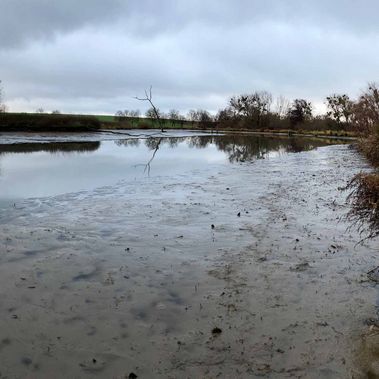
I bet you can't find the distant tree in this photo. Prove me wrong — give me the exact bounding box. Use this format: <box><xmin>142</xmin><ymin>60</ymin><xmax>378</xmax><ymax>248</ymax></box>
<box><xmin>185</xmin><ymin>109</ymin><xmax>213</xmax><ymax>128</ymax></box>
<box><xmin>51</xmin><ymin>110</ymin><xmax>61</xmax><ymax>114</ymax></box>
<box><xmin>0</xmin><ymin>80</ymin><xmax>6</xmax><ymax>113</ymax></box>
<box><xmin>115</xmin><ymin>110</ymin><xmax>124</xmax><ymax>121</ymax></box>
<box><xmin>115</xmin><ymin>110</ymin><xmax>130</xmax><ymax>122</ymax></box>
<box><xmin>129</xmin><ymin>110</ymin><xmax>140</xmax><ymax>118</ymax></box>
<box><xmin>287</xmin><ymin>99</ymin><xmax>312</xmax><ymax>126</ymax></box>
<box><xmin>217</xmin><ymin>107</ymin><xmax>234</xmax><ymax>121</ymax></box>
<box><xmin>168</xmin><ymin>109</ymin><xmax>180</xmax><ymax>127</ymax></box>
<box><xmin>145</xmin><ymin>107</ymin><xmax>161</xmax><ymax>119</ymax></box>
<box><xmin>352</xmin><ymin>83</ymin><xmax>379</xmax><ymax>134</ymax></box>
<box><xmin>326</xmin><ymin>94</ymin><xmax>353</xmax><ymax>125</ymax></box>
<box><xmin>229</xmin><ymin>91</ymin><xmax>272</xmax><ymax>128</ymax></box>
<box><xmin>198</xmin><ymin>109</ymin><xmax>213</xmax><ymax>128</ymax></box>
<box><xmin>168</xmin><ymin>109</ymin><xmax>179</xmax><ymax>119</ymax></box>
<box><xmin>187</xmin><ymin>110</ymin><xmax>199</xmax><ymax>125</ymax></box>
<box><xmin>274</xmin><ymin>96</ymin><xmax>290</xmax><ymax>119</ymax></box>
<box><xmin>36</xmin><ymin>108</ymin><xmax>45</xmax><ymax>114</ymax></box>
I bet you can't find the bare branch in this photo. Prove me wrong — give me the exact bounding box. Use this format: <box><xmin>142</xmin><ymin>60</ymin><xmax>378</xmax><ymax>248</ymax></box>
<box><xmin>134</xmin><ymin>86</ymin><xmax>165</xmax><ymax>132</ymax></box>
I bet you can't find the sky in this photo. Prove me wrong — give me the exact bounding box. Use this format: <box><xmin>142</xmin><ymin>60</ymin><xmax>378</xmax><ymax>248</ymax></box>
<box><xmin>1</xmin><ymin>0</ymin><xmax>379</xmax><ymax>115</ymax></box>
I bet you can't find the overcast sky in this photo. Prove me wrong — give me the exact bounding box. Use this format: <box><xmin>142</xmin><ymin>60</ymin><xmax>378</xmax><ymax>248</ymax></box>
<box><xmin>1</xmin><ymin>0</ymin><xmax>379</xmax><ymax>115</ymax></box>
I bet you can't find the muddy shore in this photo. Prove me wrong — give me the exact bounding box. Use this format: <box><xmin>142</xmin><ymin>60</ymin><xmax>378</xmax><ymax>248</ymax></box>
<box><xmin>0</xmin><ymin>135</ymin><xmax>378</xmax><ymax>378</ymax></box>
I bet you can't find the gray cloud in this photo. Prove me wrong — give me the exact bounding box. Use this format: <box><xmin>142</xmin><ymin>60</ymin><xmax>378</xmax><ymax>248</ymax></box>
<box><xmin>1</xmin><ymin>0</ymin><xmax>379</xmax><ymax>114</ymax></box>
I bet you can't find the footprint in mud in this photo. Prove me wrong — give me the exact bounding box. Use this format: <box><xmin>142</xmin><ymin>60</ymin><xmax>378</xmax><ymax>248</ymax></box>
<box><xmin>79</xmin><ymin>358</ymin><xmax>106</xmax><ymax>373</ymax></box>
<box><xmin>72</xmin><ymin>266</ymin><xmax>100</xmax><ymax>282</ymax></box>
<box><xmin>0</xmin><ymin>338</ymin><xmax>11</xmax><ymax>352</ymax></box>
<box><xmin>290</xmin><ymin>262</ymin><xmax>311</xmax><ymax>272</ymax></box>
<box><xmin>103</xmin><ymin>272</ymin><xmax>115</xmax><ymax>286</ymax></box>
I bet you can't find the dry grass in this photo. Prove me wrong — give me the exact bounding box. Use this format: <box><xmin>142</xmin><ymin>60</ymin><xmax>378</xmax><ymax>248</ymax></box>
<box><xmin>358</xmin><ymin>128</ymin><xmax>379</xmax><ymax>167</ymax></box>
<box><xmin>346</xmin><ymin>173</ymin><xmax>379</xmax><ymax>240</ymax></box>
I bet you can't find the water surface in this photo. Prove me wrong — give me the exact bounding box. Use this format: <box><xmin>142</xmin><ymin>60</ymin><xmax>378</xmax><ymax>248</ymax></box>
<box><xmin>0</xmin><ymin>134</ymin><xmax>346</xmax><ymax>200</ymax></box>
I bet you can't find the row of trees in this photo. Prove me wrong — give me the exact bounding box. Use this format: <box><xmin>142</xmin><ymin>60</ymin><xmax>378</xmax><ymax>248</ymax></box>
<box><xmin>218</xmin><ymin>84</ymin><xmax>379</xmax><ymax>133</ymax></box>
<box><xmin>114</xmin><ymin>83</ymin><xmax>379</xmax><ymax>134</ymax></box>
<box><xmin>115</xmin><ymin>107</ymin><xmax>212</xmax><ymax>124</ymax></box>
<box><xmin>110</xmin><ymin>92</ymin><xmax>354</xmax><ymax>132</ymax></box>
<box><xmin>1</xmin><ymin>78</ymin><xmax>378</xmax><ymax>134</ymax></box>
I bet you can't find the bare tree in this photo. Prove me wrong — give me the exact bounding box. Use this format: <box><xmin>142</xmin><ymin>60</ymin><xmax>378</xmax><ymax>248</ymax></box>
<box><xmin>274</xmin><ymin>96</ymin><xmax>290</xmax><ymax>119</ymax></box>
<box><xmin>326</xmin><ymin>94</ymin><xmax>353</xmax><ymax>125</ymax></box>
<box><xmin>0</xmin><ymin>80</ymin><xmax>7</xmax><ymax>113</ymax></box>
<box><xmin>135</xmin><ymin>87</ymin><xmax>165</xmax><ymax>132</ymax></box>
<box><xmin>145</xmin><ymin>107</ymin><xmax>161</xmax><ymax>119</ymax></box>
<box><xmin>287</xmin><ymin>99</ymin><xmax>312</xmax><ymax>126</ymax></box>
<box><xmin>168</xmin><ymin>109</ymin><xmax>180</xmax><ymax>126</ymax></box>
<box><xmin>129</xmin><ymin>110</ymin><xmax>140</xmax><ymax>118</ymax></box>
<box><xmin>229</xmin><ymin>91</ymin><xmax>272</xmax><ymax>128</ymax></box>
<box><xmin>51</xmin><ymin>110</ymin><xmax>61</xmax><ymax>114</ymax></box>
<box><xmin>115</xmin><ymin>110</ymin><xmax>131</xmax><ymax>122</ymax></box>
<box><xmin>36</xmin><ymin>108</ymin><xmax>45</xmax><ymax>114</ymax></box>
<box><xmin>352</xmin><ymin>83</ymin><xmax>379</xmax><ymax>134</ymax></box>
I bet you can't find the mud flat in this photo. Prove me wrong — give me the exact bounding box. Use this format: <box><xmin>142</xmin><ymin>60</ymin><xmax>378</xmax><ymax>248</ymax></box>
<box><xmin>0</xmin><ymin>133</ymin><xmax>377</xmax><ymax>378</ymax></box>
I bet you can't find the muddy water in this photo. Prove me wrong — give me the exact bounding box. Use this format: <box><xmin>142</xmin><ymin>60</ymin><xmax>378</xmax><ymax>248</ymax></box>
<box><xmin>0</xmin><ymin>132</ymin><xmax>377</xmax><ymax>378</ymax></box>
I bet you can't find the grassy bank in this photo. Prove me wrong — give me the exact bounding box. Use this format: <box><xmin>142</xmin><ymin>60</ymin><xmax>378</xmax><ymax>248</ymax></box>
<box><xmin>0</xmin><ymin>113</ymin><xmax>101</xmax><ymax>132</ymax></box>
<box><xmin>0</xmin><ymin>112</ymin><xmax>359</xmax><ymax>137</ymax></box>
<box><xmin>346</xmin><ymin>126</ymin><xmax>379</xmax><ymax>239</ymax></box>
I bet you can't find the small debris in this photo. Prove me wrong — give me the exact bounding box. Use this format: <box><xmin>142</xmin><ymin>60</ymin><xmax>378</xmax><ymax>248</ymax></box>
<box><xmin>291</xmin><ymin>262</ymin><xmax>310</xmax><ymax>272</ymax></box>
<box><xmin>212</xmin><ymin>327</ymin><xmax>222</xmax><ymax>335</ymax></box>
<box><xmin>129</xmin><ymin>373</ymin><xmax>138</xmax><ymax>379</ymax></box>
<box><xmin>211</xmin><ymin>224</ymin><xmax>215</xmax><ymax>229</ymax></box>
<box><xmin>317</xmin><ymin>321</ymin><xmax>329</xmax><ymax>327</ymax></box>
<box><xmin>365</xmin><ymin>318</ymin><xmax>379</xmax><ymax>328</ymax></box>
<box><xmin>368</xmin><ymin>267</ymin><xmax>379</xmax><ymax>283</ymax></box>
<box><xmin>21</xmin><ymin>357</ymin><xmax>32</xmax><ymax>366</ymax></box>
<box><xmin>237</xmin><ymin>212</ymin><xmax>241</xmax><ymax>217</ymax></box>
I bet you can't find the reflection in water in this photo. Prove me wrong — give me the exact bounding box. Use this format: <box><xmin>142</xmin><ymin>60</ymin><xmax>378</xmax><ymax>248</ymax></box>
<box><xmin>0</xmin><ymin>142</ymin><xmax>100</xmax><ymax>155</ymax></box>
<box><xmin>132</xmin><ymin>134</ymin><xmax>348</xmax><ymax>163</ymax></box>
<box><xmin>0</xmin><ymin>134</ymin><xmax>348</xmax><ymax>200</ymax></box>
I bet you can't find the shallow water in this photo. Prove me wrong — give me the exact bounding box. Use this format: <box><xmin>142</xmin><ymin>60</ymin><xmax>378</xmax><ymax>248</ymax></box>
<box><xmin>0</xmin><ymin>131</ymin><xmax>377</xmax><ymax>378</ymax></box>
<box><xmin>0</xmin><ymin>132</ymin><xmax>345</xmax><ymax>200</ymax></box>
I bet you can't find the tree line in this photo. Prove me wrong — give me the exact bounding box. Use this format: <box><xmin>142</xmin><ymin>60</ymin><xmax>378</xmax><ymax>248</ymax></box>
<box><xmin>112</xmin><ymin>82</ymin><xmax>379</xmax><ymax>134</ymax></box>
<box><xmin>1</xmin><ymin>79</ymin><xmax>378</xmax><ymax>135</ymax></box>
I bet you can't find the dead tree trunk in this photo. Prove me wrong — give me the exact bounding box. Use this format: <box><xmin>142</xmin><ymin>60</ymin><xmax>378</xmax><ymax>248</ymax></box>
<box><xmin>135</xmin><ymin>87</ymin><xmax>165</xmax><ymax>132</ymax></box>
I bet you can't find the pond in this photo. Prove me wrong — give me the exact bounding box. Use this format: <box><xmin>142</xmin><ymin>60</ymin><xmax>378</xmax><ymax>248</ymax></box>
<box><xmin>0</xmin><ymin>132</ymin><xmax>346</xmax><ymax>200</ymax></box>
<box><xmin>0</xmin><ymin>131</ymin><xmax>376</xmax><ymax>378</ymax></box>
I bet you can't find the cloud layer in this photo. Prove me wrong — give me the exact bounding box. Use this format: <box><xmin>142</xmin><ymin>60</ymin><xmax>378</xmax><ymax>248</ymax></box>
<box><xmin>1</xmin><ymin>0</ymin><xmax>379</xmax><ymax>114</ymax></box>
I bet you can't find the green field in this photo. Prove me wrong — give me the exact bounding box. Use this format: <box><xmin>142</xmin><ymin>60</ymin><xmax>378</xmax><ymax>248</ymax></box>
<box><xmin>0</xmin><ymin>112</ymin><xmax>201</xmax><ymax>131</ymax></box>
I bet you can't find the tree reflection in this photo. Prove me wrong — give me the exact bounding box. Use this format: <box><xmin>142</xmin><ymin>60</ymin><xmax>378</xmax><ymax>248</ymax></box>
<box><xmin>0</xmin><ymin>142</ymin><xmax>100</xmax><ymax>155</ymax></box>
<box><xmin>115</xmin><ymin>139</ymin><xmax>140</xmax><ymax>147</ymax></box>
<box><xmin>115</xmin><ymin>134</ymin><xmax>348</xmax><ymax>166</ymax></box>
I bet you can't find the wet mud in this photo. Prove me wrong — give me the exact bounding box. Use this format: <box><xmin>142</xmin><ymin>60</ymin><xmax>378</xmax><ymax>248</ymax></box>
<box><xmin>0</xmin><ymin>134</ymin><xmax>377</xmax><ymax>378</ymax></box>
